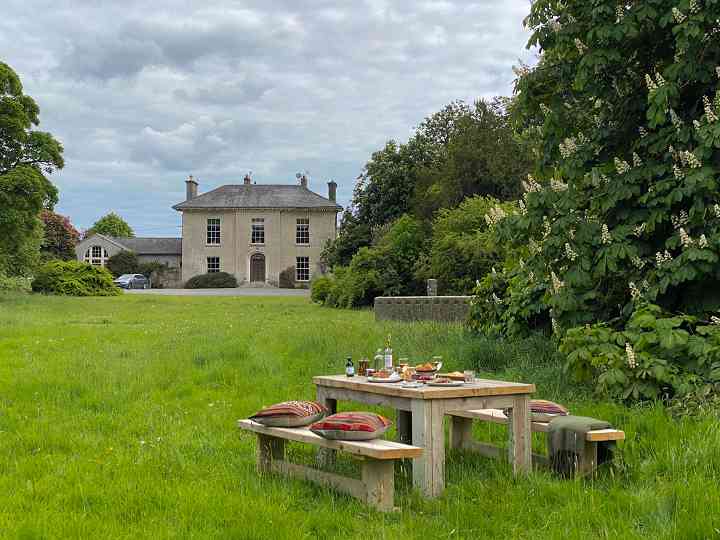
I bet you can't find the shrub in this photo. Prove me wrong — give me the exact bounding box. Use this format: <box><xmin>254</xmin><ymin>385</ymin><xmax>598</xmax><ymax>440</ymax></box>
<box><xmin>185</xmin><ymin>272</ymin><xmax>238</xmax><ymax>289</ymax></box>
<box><xmin>279</xmin><ymin>266</ymin><xmax>295</xmax><ymax>289</ymax></box>
<box><xmin>0</xmin><ymin>273</ymin><xmax>32</xmax><ymax>293</ymax></box>
<box><xmin>31</xmin><ymin>261</ymin><xmax>120</xmax><ymax>296</ymax></box>
<box><xmin>40</xmin><ymin>210</ymin><xmax>80</xmax><ymax>262</ymax></box>
<box><xmin>310</xmin><ymin>276</ymin><xmax>335</xmax><ymax>304</ymax></box>
<box><xmin>561</xmin><ymin>302</ymin><xmax>720</xmax><ymax>401</ymax></box>
<box><xmin>106</xmin><ymin>250</ymin><xmax>139</xmax><ymax>277</ymax></box>
<box><xmin>417</xmin><ymin>196</ymin><xmax>514</xmax><ymax>295</ymax></box>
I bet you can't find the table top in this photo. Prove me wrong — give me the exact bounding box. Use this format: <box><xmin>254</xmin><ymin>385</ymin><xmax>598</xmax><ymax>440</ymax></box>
<box><xmin>313</xmin><ymin>375</ymin><xmax>535</xmax><ymax>400</ymax></box>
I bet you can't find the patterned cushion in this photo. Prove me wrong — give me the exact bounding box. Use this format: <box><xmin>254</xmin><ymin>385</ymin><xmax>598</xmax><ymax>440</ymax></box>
<box><xmin>310</xmin><ymin>412</ymin><xmax>392</xmax><ymax>441</ymax></box>
<box><xmin>530</xmin><ymin>400</ymin><xmax>569</xmax><ymax>422</ymax></box>
<box><xmin>250</xmin><ymin>400</ymin><xmax>327</xmax><ymax>428</ymax></box>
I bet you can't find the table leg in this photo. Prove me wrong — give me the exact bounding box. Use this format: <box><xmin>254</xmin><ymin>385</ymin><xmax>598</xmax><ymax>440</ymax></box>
<box><xmin>396</xmin><ymin>409</ymin><xmax>412</xmax><ymax>444</ymax></box>
<box><xmin>449</xmin><ymin>416</ymin><xmax>473</xmax><ymax>451</ymax></box>
<box><xmin>508</xmin><ymin>395</ymin><xmax>531</xmax><ymax>475</ymax></box>
<box><xmin>411</xmin><ymin>399</ymin><xmax>445</xmax><ymax>498</ymax></box>
<box><xmin>316</xmin><ymin>387</ymin><xmax>337</xmax><ymax>468</ymax></box>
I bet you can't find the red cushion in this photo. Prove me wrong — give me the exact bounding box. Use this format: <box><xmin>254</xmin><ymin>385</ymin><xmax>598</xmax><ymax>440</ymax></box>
<box><xmin>530</xmin><ymin>400</ymin><xmax>569</xmax><ymax>415</ymax></box>
<box><xmin>310</xmin><ymin>412</ymin><xmax>392</xmax><ymax>440</ymax></box>
<box><xmin>250</xmin><ymin>401</ymin><xmax>327</xmax><ymax>427</ymax></box>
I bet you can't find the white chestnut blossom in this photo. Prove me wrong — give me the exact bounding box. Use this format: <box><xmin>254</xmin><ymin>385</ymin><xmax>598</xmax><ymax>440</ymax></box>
<box><xmin>551</xmin><ymin>271</ymin><xmax>564</xmax><ymax>294</ymax></box>
<box><xmin>484</xmin><ymin>206</ymin><xmax>508</xmax><ymax>226</ymax></box>
<box><xmin>574</xmin><ymin>38</ymin><xmax>588</xmax><ymax>54</ymax></box>
<box><xmin>551</xmin><ymin>178</ymin><xmax>569</xmax><ymax>192</ymax></box>
<box><xmin>714</xmin><ymin>204</ymin><xmax>720</xmax><ymax>219</ymax></box>
<box><xmin>615</xmin><ymin>157</ymin><xmax>631</xmax><ymax>175</ymax></box>
<box><xmin>634</xmin><ymin>223</ymin><xmax>646</xmax><ymax>237</ymax></box>
<box><xmin>551</xmin><ymin>318</ymin><xmax>560</xmax><ymax>334</ymax></box>
<box><xmin>711</xmin><ymin>316</ymin><xmax>720</xmax><ymax>325</ymax></box>
<box><xmin>689</xmin><ymin>0</ymin><xmax>700</xmax><ymax>14</ymax></box>
<box><xmin>631</xmin><ymin>256</ymin><xmax>646</xmax><ymax>269</ymax></box>
<box><xmin>699</xmin><ymin>234</ymin><xmax>709</xmax><ymax>248</ymax></box>
<box><xmin>633</xmin><ymin>152</ymin><xmax>643</xmax><ymax>167</ymax></box>
<box><xmin>518</xmin><ymin>199</ymin><xmax>527</xmax><ymax>215</ymax></box>
<box><xmin>673</xmin><ymin>165</ymin><xmax>685</xmax><ymax>180</ymax></box>
<box><xmin>559</xmin><ymin>137</ymin><xmax>578</xmax><ymax>158</ymax></box>
<box><xmin>564</xmin><ymin>243</ymin><xmax>578</xmax><ymax>261</ymax></box>
<box><xmin>645</xmin><ymin>74</ymin><xmax>658</xmax><ymax>91</ymax></box>
<box><xmin>539</xmin><ymin>103</ymin><xmax>551</xmax><ymax>115</ymax></box>
<box><xmin>672</xmin><ymin>7</ymin><xmax>687</xmax><ymax>23</ymax></box>
<box><xmin>625</xmin><ymin>343</ymin><xmax>637</xmax><ymax>369</ymax></box>
<box><xmin>716</xmin><ymin>66</ymin><xmax>720</xmax><ymax>78</ymax></box>
<box><xmin>601</xmin><ymin>224</ymin><xmax>612</xmax><ymax>245</ymax></box>
<box><xmin>679</xmin><ymin>228</ymin><xmax>693</xmax><ymax>248</ymax></box>
<box><xmin>656</xmin><ymin>250</ymin><xmax>673</xmax><ymax>266</ymax></box>
<box><xmin>616</xmin><ymin>5</ymin><xmax>625</xmax><ymax>22</ymax></box>
<box><xmin>639</xmin><ymin>126</ymin><xmax>648</xmax><ymax>138</ymax></box>
<box><xmin>703</xmin><ymin>95</ymin><xmax>718</xmax><ymax>122</ymax></box>
<box><xmin>681</xmin><ymin>151</ymin><xmax>702</xmax><ymax>168</ymax></box>
<box><xmin>669</xmin><ymin>109</ymin><xmax>683</xmax><ymax>130</ymax></box>
<box><xmin>629</xmin><ymin>282</ymin><xmax>641</xmax><ymax>300</ymax></box>
<box><xmin>522</xmin><ymin>174</ymin><xmax>542</xmax><ymax>193</ymax></box>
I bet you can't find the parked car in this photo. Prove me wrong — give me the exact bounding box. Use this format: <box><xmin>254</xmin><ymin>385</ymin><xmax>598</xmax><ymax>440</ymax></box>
<box><xmin>113</xmin><ymin>273</ymin><xmax>150</xmax><ymax>289</ymax></box>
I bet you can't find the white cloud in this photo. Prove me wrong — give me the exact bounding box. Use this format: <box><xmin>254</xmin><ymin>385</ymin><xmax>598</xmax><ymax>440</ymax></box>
<box><xmin>1</xmin><ymin>0</ymin><xmax>535</xmax><ymax>234</ymax></box>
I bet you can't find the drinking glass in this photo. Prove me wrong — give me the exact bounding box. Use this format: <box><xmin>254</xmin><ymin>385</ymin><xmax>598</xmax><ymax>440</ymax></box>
<box><xmin>463</xmin><ymin>370</ymin><xmax>475</xmax><ymax>383</ymax></box>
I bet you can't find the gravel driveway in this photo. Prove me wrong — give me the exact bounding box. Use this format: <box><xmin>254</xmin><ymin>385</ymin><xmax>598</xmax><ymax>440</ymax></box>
<box><xmin>125</xmin><ymin>288</ymin><xmax>310</xmax><ymax>297</ymax></box>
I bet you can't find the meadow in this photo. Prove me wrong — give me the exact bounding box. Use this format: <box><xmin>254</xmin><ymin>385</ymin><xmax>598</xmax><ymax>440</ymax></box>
<box><xmin>0</xmin><ymin>293</ymin><xmax>719</xmax><ymax>539</ymax></box>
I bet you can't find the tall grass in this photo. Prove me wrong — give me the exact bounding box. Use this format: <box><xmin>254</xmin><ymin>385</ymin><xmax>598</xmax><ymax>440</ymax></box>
<box><xmin>0</xmin><ymin>294</ymin><xmax>719</xmax><ymax>538</ymax></box>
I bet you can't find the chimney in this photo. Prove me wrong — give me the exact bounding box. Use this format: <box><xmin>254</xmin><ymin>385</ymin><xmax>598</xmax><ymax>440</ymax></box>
<box><xmin>185</xmin><ymin>175</ymin><xmax>198</xmax><ymax>200</ymax></box>
<box><xmin>327</xmin><ymin>180</ymin><xmax>337</xmax><ymax>202</ymax></box>
<box><xmin>300</xmin><ymin>173</ymin><xmax>308</xmax><ymax>189</ymax></box>
<box><xmin>243</xmin><ymin>172</ymin><xmax>252</xmax><ymax>185</ymax></box>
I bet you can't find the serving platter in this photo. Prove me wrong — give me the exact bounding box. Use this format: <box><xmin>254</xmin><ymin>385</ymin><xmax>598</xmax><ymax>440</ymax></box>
<box><xmin>367</xmin><ymin>376</ymin><xmax>402</xmax><ymax>383</ymax></box>
<box><xmin>427</xmin><ymin>380</ymin><xmax>464</xmax><ymax>387</ymax></box>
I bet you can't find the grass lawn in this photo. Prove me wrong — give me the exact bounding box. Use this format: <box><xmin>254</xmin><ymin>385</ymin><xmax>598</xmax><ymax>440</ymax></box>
<box><xmin>1</xmin><ymin>293</ymin><xmax>719</xmax><ymax>539</ymax></box>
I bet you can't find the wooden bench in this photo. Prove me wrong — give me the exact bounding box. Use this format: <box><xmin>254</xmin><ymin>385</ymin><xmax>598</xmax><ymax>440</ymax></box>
<box><xmin>238</xmin><ymin>419</ymin><xmax>423</xmax><ymax>512</ymax></box>
<box><xmin>447</xmin><ymin>409</ymin><xmax>625</xmax><ymax>475</ymax></box>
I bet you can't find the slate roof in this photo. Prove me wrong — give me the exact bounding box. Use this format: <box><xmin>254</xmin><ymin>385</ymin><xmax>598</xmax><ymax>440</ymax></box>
<box><xmin>109</xmin><ymin>237</ymin><xmax>182</xmax><ymax>255</ymax></box>
<box><xmin>172</xmin><ymin>184</ymin><xmax>341</xmax><ymax>211</ymax></box>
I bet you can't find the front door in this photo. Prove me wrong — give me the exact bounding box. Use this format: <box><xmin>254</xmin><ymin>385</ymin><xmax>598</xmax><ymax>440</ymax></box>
<box><xmin>250</xmin><ymin>253</ymin><xmax>265</xmax><ymax>283</ymax></box>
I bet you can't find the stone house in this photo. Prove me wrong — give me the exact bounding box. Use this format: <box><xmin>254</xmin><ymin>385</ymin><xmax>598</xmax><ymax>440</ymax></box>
<box><xmin>172</xmin><ymin>174</ymin><xmax>341</xmax><ymax>286</ymax></box>
<box><xmin>74</xmin><ymin>234</ymin><xmax>183</xmax><ymax>287</ymax></box>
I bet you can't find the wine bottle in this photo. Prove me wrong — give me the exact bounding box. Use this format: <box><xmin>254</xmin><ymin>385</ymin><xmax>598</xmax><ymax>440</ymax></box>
<box><xmin>383</xmin><ymin>335</ymin><xmax>393</xmax><ymax>370</ymax></box>
<box><xmin>345</xmin><ymin>356</ymin><xmax>355</xmax><ymax>377</ymax></box>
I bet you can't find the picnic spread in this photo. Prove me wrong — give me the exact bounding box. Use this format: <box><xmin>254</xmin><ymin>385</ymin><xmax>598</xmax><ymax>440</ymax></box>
<box><xmin>238</xmin><ymin>343</ymin><xmax>625</xmax><ymax>511</ymax></box>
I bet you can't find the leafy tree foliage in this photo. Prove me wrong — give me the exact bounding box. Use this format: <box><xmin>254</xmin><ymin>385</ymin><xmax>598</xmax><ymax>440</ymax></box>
<box><xmin>0</xmin><ymin>62</ymin><xmax>63</xmax><ymax>276</ymax></box>
<box><xmin>318</xmin><ymin>215</ymin><xmax>426</xmax><ymax>308</ymax></box>
<box><xmin>470</xmin><ymin>0</ymin><xmax>720</xmax><ymax>400</ymax></box>
<box><xmin>323</xmin><ymin>99</ymin><xmax>531</xmax><ymax>268</ymax></box>
<box><xmin>87</xmin><ymin>212</ymin><xmax>134</xmax><ymax>238</ymax></box>
<box><xmin>40</xmin><ymin>210</ymin><xmax>80</xmax><ymax>261</ymax></box>
<box><xmin>106</xmin><ymin>250</ymin><xmax>139</xmax><ymax>277</ymax></box>
<box><xmin>416</xmin><ymin>196</ymin><xmax>515</xmax><ymax>295</ymax></box>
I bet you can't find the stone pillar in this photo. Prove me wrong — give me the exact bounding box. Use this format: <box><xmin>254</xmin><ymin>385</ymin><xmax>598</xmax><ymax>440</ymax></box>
<box><xmin>427</xmin><ymin>279</ymin><xmax>438</xmax><ymax>296</ymax></box>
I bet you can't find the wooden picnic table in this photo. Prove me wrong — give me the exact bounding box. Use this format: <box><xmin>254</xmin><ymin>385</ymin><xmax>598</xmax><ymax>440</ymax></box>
<box><xmin>313</xmin><ymin>375</ymin><xmax>536</xmax><ymax>498</ymax></box>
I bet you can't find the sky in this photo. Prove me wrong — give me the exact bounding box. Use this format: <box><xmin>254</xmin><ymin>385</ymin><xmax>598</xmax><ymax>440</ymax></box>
<box><xmin>1</xmin><ymin>0</ymin><xmax>535</xmax><ymax>236</ymax></box>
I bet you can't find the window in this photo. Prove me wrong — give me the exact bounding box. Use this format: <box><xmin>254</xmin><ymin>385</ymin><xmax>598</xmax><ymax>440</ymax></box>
<box><xmin>296</xmin><ymin>217</ymin><xmax>310</xmax><ymax>244</ymax></box>
<box><xmin>84</xmin><ymin>245</ymin><xmax>109</xmax><ymax>266</ymax></box>
<box><xmin>207</xmin><ymin>218</ymin><xmax>221</xmax><ymax>244</ymax></box>
<box><xmin>251</xmin><ymin>218</ymin><xmax>265</xmax><ymax>244</ymax></box>
<box><xmin>296</xmin><ymin>256</ymin><xmax>310</xmax><ymax>282</ymax></box>
<box><xmin>207</xmin><ymin>257</ymin><xmax>220</xmax><ymax>273</ymax></box>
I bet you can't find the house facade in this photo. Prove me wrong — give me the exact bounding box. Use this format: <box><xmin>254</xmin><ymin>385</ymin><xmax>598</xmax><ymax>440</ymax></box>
<box><xmin>172</xmin><ymin>175</ymin><xmax>341</xmax><ymax>286</ymax></box>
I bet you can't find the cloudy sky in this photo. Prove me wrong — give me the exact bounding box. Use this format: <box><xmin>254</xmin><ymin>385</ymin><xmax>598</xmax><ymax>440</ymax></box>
<box><xmin>2</xmin><ymin>0</ymin><xmax>534</xmax><ymax>236</ymax></box>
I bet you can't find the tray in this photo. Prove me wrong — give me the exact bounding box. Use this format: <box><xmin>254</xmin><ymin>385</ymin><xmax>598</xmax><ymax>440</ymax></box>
<box><xmin>427</xmin><ymin>380</ymin><xmax>464</xmax><ymax>387</ymax></box>
<box><xmin>367</xmin><ymin>376</ymin><xmax>402</xmax><ymax>383</ymax></box>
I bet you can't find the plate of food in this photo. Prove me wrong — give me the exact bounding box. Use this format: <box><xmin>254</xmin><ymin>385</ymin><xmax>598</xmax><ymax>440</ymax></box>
<box><xmin>367</xmin><ymin>371</ymin><xmax>402</xmax><ymax>383</ymax></box>
<box><xmin>414</xmin><ymin>361</ymin><xmax>443</xmax><ymax>374</ymax></box>
<box><xmin>438</xmin><ymin>371</ymin><xmax>465</xmax><ymax>381</ymax></box>
<box><xmin>427</xmin><ymin>377</ymin><xmax>464</xmax><ymax>387</ymax></box>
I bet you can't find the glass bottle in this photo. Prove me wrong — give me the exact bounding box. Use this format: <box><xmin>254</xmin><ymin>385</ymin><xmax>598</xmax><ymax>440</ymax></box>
<box><xmin>374</xmin><ymin>349</ymin><xmax>383</xmax><ymax>371</ymax></box>
<box><xmin>384</xmin><ymin>335</ymin><xmax>393</xmax><ymax>370</ymax></box>
<box><xmin>345</xmin><ymin>356</ymin><xmax>355</xmax><ymax>377</ymax></box>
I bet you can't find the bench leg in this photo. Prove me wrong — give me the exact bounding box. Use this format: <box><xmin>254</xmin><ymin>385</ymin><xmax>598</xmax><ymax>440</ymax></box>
<box><xmin>257</xmin><ymin>434</ymin><xmax>285</xmax><ymax>474</ymax></box>
<box><xmin>362</xmin><ymin>459</ymin><xmax>394</xmax><ymax>512</ymax></box>
<box><xmin>316</xmin><ymin>388</ymin><xmax>337</xmax><ymax>468</ymax></box>
<box><xmin>508</xmin><ymin>396</ymin><xmax>531</xmax><ymax>475</ymax></box>
<box><xmin>449</xmin><ymin>416</ymin><xmax>473</xmax><ymax>451</ymax></box>
<box><xmin>577</xmin><ymin>442</ymin><xmax>598</xmax><ymax>477</ymax></box>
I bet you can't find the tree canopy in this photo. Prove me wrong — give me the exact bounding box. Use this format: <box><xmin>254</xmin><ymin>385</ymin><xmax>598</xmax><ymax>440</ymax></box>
<box><xmin>40</xmin><ymin>210</ymin><xmax>80</xmax><ymax>262</ymax></box>
<box><xmin>0</xmin><ymin>62</ymin><xmax>64</xmax><ymax>276</ymax></box>
<box><xmin>87</xmin><ymin>212</ymin><xmax>134</xmax><ymax>238</ymax></box>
